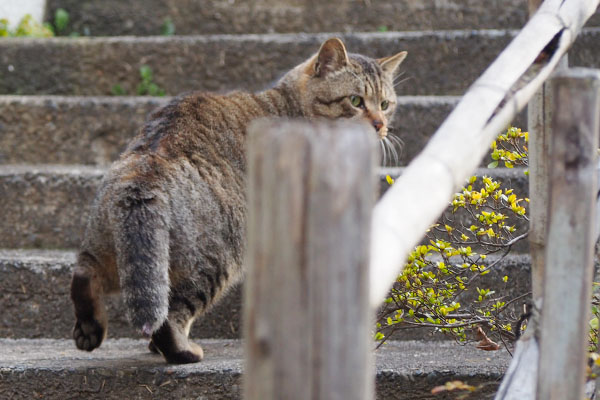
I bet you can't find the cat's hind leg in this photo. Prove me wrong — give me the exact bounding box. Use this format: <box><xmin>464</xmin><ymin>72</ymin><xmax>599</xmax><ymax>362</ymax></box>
<box><xmin>71</xmin><ymin>251</ymin><xmax>108</xmax><ymax>351</ymax></box>
<box><xmin>148</xmin><ymin>340</ymin><xmax>160</xmax><ymax>354</ymax></box>
<box><xmin>150</xmin><ymin>297</ymin><xmax>203</xmax><ymax>364</ymax></box>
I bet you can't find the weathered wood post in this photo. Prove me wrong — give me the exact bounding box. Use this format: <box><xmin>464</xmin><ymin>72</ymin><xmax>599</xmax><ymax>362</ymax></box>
<box><xmin>494</xmin><ymin>2</ymin><xmax>569</xmax><ymax>398</ymax></box>
<box><xmin>244</xmin><ymin>119</ymin><xmax>376</xmax><ymax>400</ymax></box>
<box><xmin>527</xmin><ymin>0</ymin><xmax>543</xmax><ymax>16</ymax></box>
<box><xmin>527</xmin><ymin>0</ymin><xmax>570</xmax><ymax>319</ymax></box>
<box><xmin>528</xmin><ymin>58</ymin><xmax>568</xmax><ymax>302</ymax></box>
<box><xmin>498</xmin><ymin>68</ymin><xmax>600</xmax><ymax>400</ymax></box>
<box><xmin>536</xmin><ymin>68</ymin><xmax>600</xmax><ymax>400</ymax></box>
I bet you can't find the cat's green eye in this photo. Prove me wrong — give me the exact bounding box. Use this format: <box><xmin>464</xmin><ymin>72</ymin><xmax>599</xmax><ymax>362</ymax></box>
<box><xmin>381</xmin><ymin>100</ymin><xmax>390</xmax><ymax>111</ymax></box>
<box><xmin>350</xmin><ymin>95</ymin><xmax>364</xmax><ymax>108</ymax></box>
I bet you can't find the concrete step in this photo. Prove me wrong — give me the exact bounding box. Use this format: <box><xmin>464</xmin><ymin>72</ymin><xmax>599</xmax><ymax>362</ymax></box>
<box><xmin>1</xmin><ymin>29</ymin><xmax>599</xmax><ymax>96</ymax></box>
<box><xmin>0</xmin><ymin>165</ymin><xmax>104</xmax><ymax>249</ymax></box>
<box><xmin>2</xmin><ymin>95</ymin><xmax>526</xmax><ymax>166</ymax></box>
<box><xmin>43</xmin><ymin>0</ymin><xmax>524</xmax><ymax>36</ymax></box>
<box><xmin>41</xmin><ymin>0</ymin><xmax>583</xmax><ymax>36</ymax></box>
<box><xmin>0</xmin><ymin>248</ymin><xmax>530</xmax><ymax>340</ymax></box>
<box><xmin>0</xmin><ymin>165</ymin><xmax>529</xmax><ymax>249</ymax></box>
<box><xmin>0</xmin><ymin>249</ymin><xmax>241</xmax><ymax>340</ymax></box>
<box><xmin>0</xmin><ymin>338</ymin><xmax>509</xmax><ymax>399</ymax></box>
<box><xmin>43</xmin><ymin>0</ymin><xmax>600</xmax><ymax>36</ymax></box>
<box><xmin>0</xmin><ymin>96</ymin><xmax>164</xmax><ymax>166</ymax></box>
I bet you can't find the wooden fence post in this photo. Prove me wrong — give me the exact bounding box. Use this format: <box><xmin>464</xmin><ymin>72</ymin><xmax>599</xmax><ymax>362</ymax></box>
<box><xmin>536</xmin><ymin>68</ymin><xmax>600</xmax><ymax>400</ymax></box>
<box><xmin>244</xmin><ymin>119</ymin><xmax>376</xmax><ymax>400</ymax></box>
<box><xmin>527</xmin><ymin>0</ymin><xmax>543</xmax><ymax>16</ymax></box>
<box><xmin>528</xmin><ymin>61</ymin><xmax>568</xmax><ymax>303</ymax></box>
<box><xmin>494</xmin><ymin>4</ymin><xmax>570</xmax><ymax>398</ymax></box>
<box><xmin>528</xmin><ymin>0</ymin><xmax>569</xmax><ymax>316</ymax></box>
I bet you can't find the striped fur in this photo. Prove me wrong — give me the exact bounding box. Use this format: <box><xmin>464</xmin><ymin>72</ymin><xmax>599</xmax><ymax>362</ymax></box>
<box><xmin>70</xmin><ymin>38</ymin><xmax>407</xmax><ymax>364</ymax></box>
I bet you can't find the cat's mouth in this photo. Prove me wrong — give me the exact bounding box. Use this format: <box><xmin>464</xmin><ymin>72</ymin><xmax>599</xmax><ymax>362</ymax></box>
<box><xmin>377</xmin><ymin>125</ymin><xmax>388</xmax><ymax>140</ymax></box>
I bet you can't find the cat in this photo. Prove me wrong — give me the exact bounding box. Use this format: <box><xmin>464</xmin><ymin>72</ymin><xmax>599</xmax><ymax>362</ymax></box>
<box><xmin>70</xmin><ymin>37</ymin><xmax>407</xmax><ymax>364</ymax></box>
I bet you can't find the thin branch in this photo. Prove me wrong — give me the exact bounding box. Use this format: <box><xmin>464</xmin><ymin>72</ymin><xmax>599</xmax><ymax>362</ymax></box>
<box><xmin>495</xmin><ymin>292</ymin><xmax>533</xmax><ymax>315</ymax></box>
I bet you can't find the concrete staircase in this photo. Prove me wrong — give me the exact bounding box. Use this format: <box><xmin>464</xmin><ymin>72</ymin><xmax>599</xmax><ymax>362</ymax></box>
<box><xmin>1</xmin><ymin>1</ymin><xmax>599</xmax><ymax>398</ymax></box>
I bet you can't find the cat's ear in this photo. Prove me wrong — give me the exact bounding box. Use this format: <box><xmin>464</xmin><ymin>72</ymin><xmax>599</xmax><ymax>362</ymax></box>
<box><xmin>313</xmin><ymin>38</ymin><xmax>350</xmax><ymax>77</ymax></box>
<box><xmin>377</xmin><ymin>51</ymin><xmax>408</xmax><ymax>77</ymax></box>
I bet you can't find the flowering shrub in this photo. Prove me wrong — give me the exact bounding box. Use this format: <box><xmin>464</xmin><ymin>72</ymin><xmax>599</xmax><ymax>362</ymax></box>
<box><xmin>376</xmin><ymin>127</ymin><xmax>530</xmax><ymax>349</ymax></box>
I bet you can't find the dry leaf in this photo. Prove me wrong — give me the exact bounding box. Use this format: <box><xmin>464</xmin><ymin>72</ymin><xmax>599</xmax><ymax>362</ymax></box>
<box><xmin>431</xmin><ymin>380</ymin><xmax>476</xmax><ymax>394</ymax></box>
<box><xmin>474</xmin><ymin>326</ymin><xmax>500</xmax><ymax>351</ymax></box>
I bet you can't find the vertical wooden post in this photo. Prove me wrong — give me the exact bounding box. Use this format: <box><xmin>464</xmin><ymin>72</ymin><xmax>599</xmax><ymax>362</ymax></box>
<box><xmin>527</xmin><ymin>0</ymin><xmax>543</xmax><ymax>16</ymax></box>
<box><xmin>495</xmin><ymin>84</ymin><xmax>551</xmax><ymax>398</ymax></box>
<box><xmin>537</xmin><ymin>68</ymin><xmax>600</xmax><ymax>400</ymax></box>
<box><xmin>495</xmin><ymin>4</ymin><xmax>569</xmax><ymax>396</ymax></box>
<box><xmin>528</xmin><ymin>0</ymin><xmax>569</xmax><ymax>310</ymax></box>
<box><xmin>244</xmin><ymin>119</ymin><xmax>376</xmax><ymax>400</ymax></box>
<box><xmin>528</xmin><ymin>76</ymin><xmax>554</xmax><ymax>302</ymax></box>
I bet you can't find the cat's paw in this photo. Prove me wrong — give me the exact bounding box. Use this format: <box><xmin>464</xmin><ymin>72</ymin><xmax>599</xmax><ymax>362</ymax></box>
<box><xmin>148</xmin><ymin>340</ymin><xmax>160</xmax><ymax>354</ymax></box>
<box><xmin>161</xmin><ymin>342</ymin><xmax>204</xmax><ymax>364</ymax></box>
<box><xmin>151</xmin><ymin>322</ymin><xmax>204</xmax><ymax>364</ymax></box>
<box><xmin>164</xmin><ymin>348</ymin><xmax>204</xmax><ymax>364</ymax></box>
<box><xmin>73</xmin><ymin>318</ymin><xmax>105</xmax><ymax>351</ymax></box>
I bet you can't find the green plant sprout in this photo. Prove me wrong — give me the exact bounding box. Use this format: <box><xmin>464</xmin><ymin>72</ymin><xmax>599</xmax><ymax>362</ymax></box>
<box><xmin>111</xmin><ymin>66</ymin><xmax>167</xmax><ymax>96</ymax></box>
<box><xmin>110</xmin><ymin>84</ymin><xmax>126</xmax><ymax>96</ymax></box>
<box><xmin>161</xmin><ymin>17</ymin><xmax>176</xmax><ymax>36</ymax></box>
<box><xmin>488</xmin><ymin>126</ymin><xmax>529</xmax><ymax>170</ymax></box>
<box><xmin>137</xmin><ymin>65</ymin><xmax>166</xmax><ymax>96</ymax></box>
<box><xmin>53</xmin><ymin>8</ymin><xmax>69</xmax><ymax>35</ymax></box>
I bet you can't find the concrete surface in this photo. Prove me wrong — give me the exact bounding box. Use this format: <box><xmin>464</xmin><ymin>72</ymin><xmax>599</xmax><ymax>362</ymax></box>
<box><xmin>0</xmin><ymin>165</ymin><xmax>529</xmax><ymax>249</ymax></box>
<box><xmin>0</xmin><ymin>31</ymin><xmax>515</xmax><ymax>96</ymax></box>
<box><xmin>0</xmin><ymin>164</ymin><xmax>104</xmax><ymax>248</ymax></box>
<box><xmin>0</xmin><ymin>95</ymin><xmax>164</xmax><ymax>166</ymax></box>
<box><xmin>0</xmin><ymin>248</ymin><xmax>242</xmax><ymax>340</ymax></box>
<box><xmin>0</xmin><ymin>248</ymin><xmax>531</xmax><ymax>340</ymax></box>
<box><xmin>43</xmin><ymin>0</ymin><xmax>600</xmax><ymax>35</ymax></box>
<box><xmin>1</xmin><ymin>29</ymin><xmax>597</xmax><ymax>96</ymax></box>
<box><xmin>0</xmin><ymin>95</ymin><xmax>483</xmax><ymax>166</ymax></box>
<box><xmin>0</xmin><ymin>95</ymin><xmax>525</xmax><ymax>167</ymax></box>
<box><xmin>0</xmin><ymin>338</ymin><xmax>510</xmax><ymax>399</ymax></box>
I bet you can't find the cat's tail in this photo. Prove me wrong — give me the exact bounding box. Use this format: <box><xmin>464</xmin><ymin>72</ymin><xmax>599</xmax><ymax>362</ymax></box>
<box><xmin>110</xmin><ymin>185</ymin><xmax>171</xmax><ymax>336</ymax></box>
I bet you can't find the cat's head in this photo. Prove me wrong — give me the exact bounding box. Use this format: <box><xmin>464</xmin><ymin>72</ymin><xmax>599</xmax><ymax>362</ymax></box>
<box><xmin>282</xmin><ymin>37</ymin><xmax>407</xmax><ymax>145</ymax></box>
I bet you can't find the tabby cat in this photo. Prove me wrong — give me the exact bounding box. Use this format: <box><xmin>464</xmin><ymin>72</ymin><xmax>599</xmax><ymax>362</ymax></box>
<box><xmin>70</xmin><ymin>38</ymin><xmax>407</xmax><ymax>364</ymax></box>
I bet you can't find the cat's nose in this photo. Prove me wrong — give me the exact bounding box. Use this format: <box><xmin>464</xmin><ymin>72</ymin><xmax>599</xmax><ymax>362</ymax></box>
<box><xmin>372</xmin><ymin>120</ymin><xmax>384</xmax><ymax>131</ymax></box>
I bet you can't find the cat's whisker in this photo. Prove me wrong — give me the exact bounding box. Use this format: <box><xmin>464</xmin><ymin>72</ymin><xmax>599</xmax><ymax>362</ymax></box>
<box><xmin>393</xmin><ymin>76</ymin><xmax>412</xmax><ymax>88</ymax></box>
<box><xmin>386</xmin><ymin>129</ymin><xmax>404</xmax><ymax>147</ymax></box>
<box><xmin>385</xmin><ymin>130</ymin><xmax>405</xmax><ymax>165</ymax></box>
<box><xmin>392</xmin><ymin>71</ymin><xmax>406</xmax><ymax>82</ymax></box>
<box><xmin>384</xmin><ymin>139</ymin><xmax>393</xmax><ymax>167</ymax></box>
<box><xmin>381</xmin><ymin>138</ymin><xmax>389</xmax><ymax>165</ymax></box>
<box><xmin>387</xmin><ymin>134</ymin><xmax>404</xmax><ymax>154</ymax></box>
<box><xmin>385</xmin><ymin>137</ymin><xmax>398</xmax><ymax>167</ymax></box>
<box><xmin>384</xmin><ymin>137</ymin><xmax>399</xmax><ymax>166</ymax></box>
<box><xmin>386</xmin><ymin>140</ymin><xmax>392</xmax><ymax>167</ymax></box>
<box><xmin>379</xmin><ymin>140</ymin><xmax>387</xmax><ymax>167</ymax></box>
